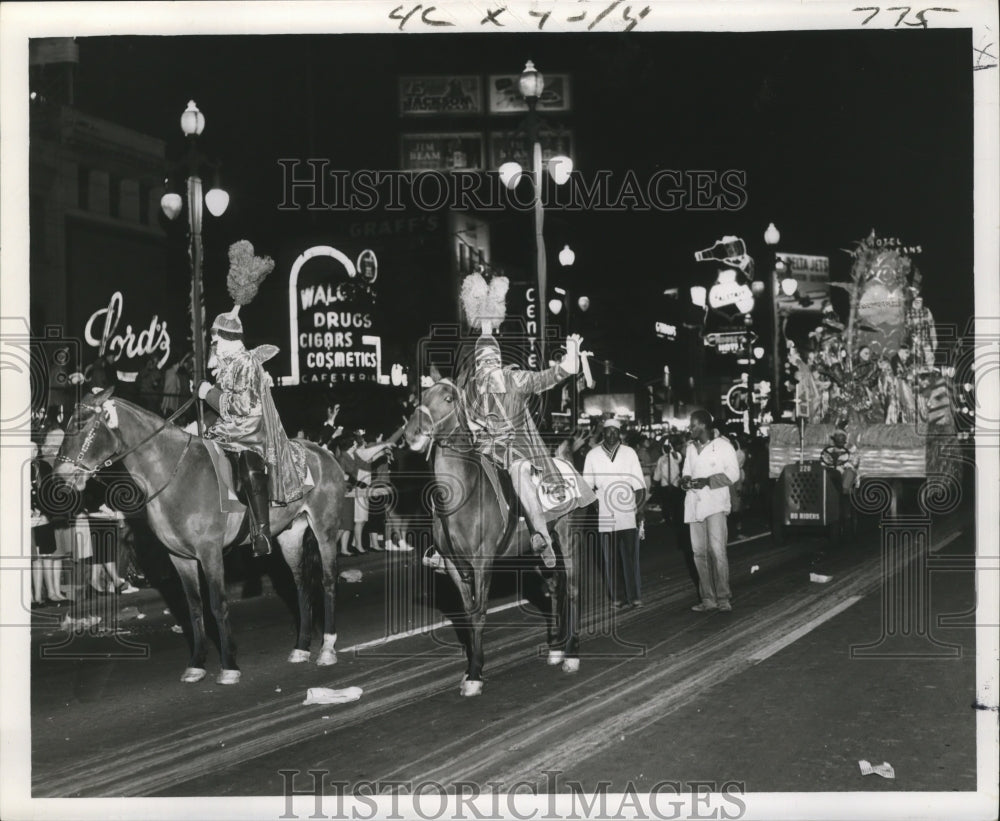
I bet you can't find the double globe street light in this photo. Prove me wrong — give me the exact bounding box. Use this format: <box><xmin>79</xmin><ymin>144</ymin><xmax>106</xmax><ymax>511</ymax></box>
<box><xmin>497</xmin><ymin>60</ymin><xmax>575</xmax><ymax>361</ymax></box>
<box><xmin>760</xmin><ymin>222</ymin><xmax>799</xmax><ymax>420</ymax></box>
<box><xmin>160</xmin><ymin>101</ymin><xmax>229</xmax><ymax>434</ymax></box>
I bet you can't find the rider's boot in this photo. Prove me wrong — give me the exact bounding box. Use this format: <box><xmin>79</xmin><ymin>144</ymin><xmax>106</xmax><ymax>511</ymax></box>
<box><xmin>240</xmin><ymin>452</ymin><xmax>273</xmax><ymax>557</ymax></box>
<box><xmin>513</xmin><ymin>464</ymin><xmax>557</xmax><ymax>570</ymax></box>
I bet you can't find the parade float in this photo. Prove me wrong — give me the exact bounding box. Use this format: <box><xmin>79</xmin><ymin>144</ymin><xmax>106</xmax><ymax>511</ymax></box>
<box><xmin>768</xmin><ymin>231</ymin><xmax>961</xmax><ymax>535</ymax></box>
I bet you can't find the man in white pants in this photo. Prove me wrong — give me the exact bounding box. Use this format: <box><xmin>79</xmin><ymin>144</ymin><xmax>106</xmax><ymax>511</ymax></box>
<box><xmin>681</xmin><ymin>409</ymin><xmax>741</xmax><ymax>613</ymax></box>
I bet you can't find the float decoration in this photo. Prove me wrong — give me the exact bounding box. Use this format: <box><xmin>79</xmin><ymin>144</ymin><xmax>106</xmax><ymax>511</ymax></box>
<box><xmin>773</xmin><ymin>231</ymin><xmax>958</xmax><ymax>481</ymax></box>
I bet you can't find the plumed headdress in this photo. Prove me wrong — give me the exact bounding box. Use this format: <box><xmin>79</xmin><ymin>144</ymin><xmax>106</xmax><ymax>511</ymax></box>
<box><xmin>212</xmin><ymin>240</ymin><xmax>275</xmax><ymax>339</ymax></box>
<box><xmin>460</xmin><ymin>270</ymin><xmax>508</xmax><ymax>333</ymax></box>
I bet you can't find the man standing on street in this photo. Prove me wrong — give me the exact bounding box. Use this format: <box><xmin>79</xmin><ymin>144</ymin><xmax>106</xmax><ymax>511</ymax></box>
<box><xmin>653</xmin><ymin>439</ymin><xmax>683</xmax><ymax>524</ymax></box>
<box><xmin>681</xmin><ymin>409</ymin><xmax>741</xmax><ymax>613</ymax></box>
<box><xmin>583</xmin><ymin>418</ymin><xmax>647</xmax><ymax>608</ymax></box>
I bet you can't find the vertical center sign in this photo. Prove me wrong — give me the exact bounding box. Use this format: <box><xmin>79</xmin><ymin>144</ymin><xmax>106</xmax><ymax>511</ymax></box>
<box><xmin>279</xmin><ymin>245</ymin><xmax>385</xmax><ymax>386</ymax></box>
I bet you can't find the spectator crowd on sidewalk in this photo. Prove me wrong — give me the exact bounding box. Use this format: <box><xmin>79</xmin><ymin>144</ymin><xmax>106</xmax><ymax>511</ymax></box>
<box><xmin>30</xmin><ymin>347</ymin><xmax>759</xmax><ymax>619</ymax></box>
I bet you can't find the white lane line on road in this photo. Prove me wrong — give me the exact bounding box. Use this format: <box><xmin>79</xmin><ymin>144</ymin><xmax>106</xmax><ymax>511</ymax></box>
<box><xmin>930</xmin><ymin>530</ymin><xmax>963</xmax><ymax>553</ymax></box>
<box><xmin>345</xmin><ymin>599</ymin><xmax>530</xmax><ymax>653</ymax></box>
<box><xmin>345</xmin><ymin>527</ymin><xmax>772</xmax><ymax>655</ymax></box>
<box><xmin>346</xmin><ymin>527</ymin><xmax>773</xmax><ymax>654</ymax></box>
<box><xmin>729</xmin><ymin>530</ymin><xmax>770</xmax><ymax>546</ymax></box>
<box><xmin>749</xmin><ymin>595</ymin><xmax>863</xmax><ymax>663</ymax></box>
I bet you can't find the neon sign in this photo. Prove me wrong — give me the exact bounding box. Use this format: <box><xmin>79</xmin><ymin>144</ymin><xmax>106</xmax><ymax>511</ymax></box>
<box><xmin>281</xmin><ymin>245</ymin><xmax>387</xmax><ymax>386</ymax></box>
<box><xmin>525</xmin><ymin>286</ymin><xmax>539</xmax><ymax>368</ymax></box>
<box><xmin>84</xmin><ymin>291</ymin><xmax>171</xmax><ymax>368</ymax></box>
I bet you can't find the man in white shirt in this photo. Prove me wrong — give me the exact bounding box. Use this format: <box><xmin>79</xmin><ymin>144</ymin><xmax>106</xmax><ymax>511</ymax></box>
<box><xmin>681</xmin><ymin>409</ymin><xmax>741</xmax><ymax>613</ymax></box>
<box><xmin>583</xmin><ymin>419</ymin><xmax>647</xmax><ymax>608</ymax></box>
<box><xmin>653</xmin><ymin>440</ymin><xmax>683</xmax><ymax>524</ymax></box>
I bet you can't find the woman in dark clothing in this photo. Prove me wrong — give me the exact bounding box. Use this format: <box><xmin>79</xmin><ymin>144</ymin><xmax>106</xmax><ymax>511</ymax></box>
<box><xmin>81</xmin><ymin>473</ymin><xmax>139</xmax><ymax>595</ymax></box>
<box><xmin>30</xmin><ymin>441</ymin><xmax>72</xmax><ymax>605</ymax></box>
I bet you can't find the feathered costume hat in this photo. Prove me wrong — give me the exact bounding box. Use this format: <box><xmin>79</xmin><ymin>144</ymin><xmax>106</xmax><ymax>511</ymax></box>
<box><xmin>460</xmin><ymin>269</ymin><xmax>508</xmax><ymax>366</ymax></box>
<box><xmin>212</xmin><ymin>240</ymin><xmax>275</xmax><ymax>339</ymax></box>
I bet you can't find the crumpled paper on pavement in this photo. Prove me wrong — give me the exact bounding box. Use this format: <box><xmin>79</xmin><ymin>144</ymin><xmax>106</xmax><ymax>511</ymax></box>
<box><xmin>60</xmin><ymin>615</ymin><xmax>101</xmax><ymax>632</ymax></box>
<box><xmin>339</xmin><ymin>569</ymin><xmax>362</xmax><ymax>583</ymax></box>
<box><xmin>303</xmin><ymin>686</ymin><xmax>363</xmax><ymax>706</ymax></box>
<box><xmin>858</xmin><ymin>760</ymin><xmax>895</xmax><ymax>779</ymax></box>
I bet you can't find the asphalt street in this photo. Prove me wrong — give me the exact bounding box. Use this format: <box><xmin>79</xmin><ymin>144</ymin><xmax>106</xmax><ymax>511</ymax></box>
<box><xmin>26</xmin><ymin>507</ymin><xmax>977</xmax><ymax>797</ymax></box>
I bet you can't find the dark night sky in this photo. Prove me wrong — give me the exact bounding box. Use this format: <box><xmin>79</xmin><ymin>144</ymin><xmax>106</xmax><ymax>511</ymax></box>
<box><xmin>67</xmin><ymin>29</ymin><xmax>974</xmax><ymax>389</ymax></box>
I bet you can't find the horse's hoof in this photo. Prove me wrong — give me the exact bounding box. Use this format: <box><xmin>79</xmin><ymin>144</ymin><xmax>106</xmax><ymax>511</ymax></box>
<box><xmin>547</xmin><ymin>650</ymin><xmax>565</xmax><ymax>666</ymax></box>
<box><xmin>180</xmin><ymin>667</ymin><xmax>207</xmax><ymax>683</ymax></box>
<box><xmin>460</xmin><ymin>678</ymin><xmax>483</xmax><ymax>697</ymax></box>
<box><xmin>317</xmin><ymin>650</ymin><xmax>338</xmax><ymax>667</ymax></box>
<box><xmin>561</xmin><ymin>658</ymin><xmax>580</xmax><ymax>674</ymax></box>
<box><xmin>216</xmin><ymin>669</ymin><xmax>242</xmax><ymax>685</ymax></box>
<box><xmin>288</xmin><ymin>649</ymin><xmax>311</xmax><ymax>664</ymax></box>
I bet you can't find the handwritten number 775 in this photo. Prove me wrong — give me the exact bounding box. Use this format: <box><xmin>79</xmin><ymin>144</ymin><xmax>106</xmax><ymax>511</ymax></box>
<box><xmin>853</xmin><ymin>7</ymin><xmax>958</xmax><ymax>28</ymax></box>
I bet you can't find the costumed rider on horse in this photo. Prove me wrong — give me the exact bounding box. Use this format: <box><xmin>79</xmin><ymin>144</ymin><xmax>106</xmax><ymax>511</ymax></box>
<box><xmin>459</xmin><ymin>270</ymin><xmax>596</xmax><ymax>569</ymax></box>
<box><xmin>197</xmin><ymin>240</ymin><xmax>306</xmax><ymax>558</ymax></box>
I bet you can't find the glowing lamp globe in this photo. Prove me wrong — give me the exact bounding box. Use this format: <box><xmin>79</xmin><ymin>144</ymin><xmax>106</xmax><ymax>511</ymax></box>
<box><xmin>160</xmin><ymin>192</ymin><xmax>183</xmax><ymax>220</ymax></box>
<box><xmin>764</xmin><ymin>222</ymin><xmax>780</xmax><ymax>246</ymax></box>
<box><xmin>548</xmin><ymin>298</ymin><xmax>563</xmax><ymax>316</ymax></box>
<box><xmin>780</xmin><ymin>277</ymin><xmax>799</xmax><ymax>297</ymax></box>
<box><xmin>518</xmin><ymin>60</ymin><xmax>544</xmax><ymax>100</ymax></box>
<box><xmin>548</xmin><ymin>155</ymin><xmax>573</xmax><ymax>185</ymax></box>
<box><xmin>180</xmin><ymin>100</ymin><xmax>205</xmax><ymax>137</ymax></box>
<box><xmin>558</xmin><ymin>245</ymin><xmax>576</xmax><ymax>266</ymax></box>
<box><xmin>577</xmin><ymin>295</ymin><xmax>591</xmax><ymax>312</ymax></box>
<box><xmin>205</xmin><ymin>187</ymin><xmax>230</xmax><ymax>217</ymax></box>
<box><xmin>498</xmin><ymin>162</ymin><xmax>523</xmax><ymax>190</ymax></box>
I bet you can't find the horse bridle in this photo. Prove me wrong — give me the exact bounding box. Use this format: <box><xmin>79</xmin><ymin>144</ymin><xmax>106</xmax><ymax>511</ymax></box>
<box><xmin>414</xmin><ymin>380</ymin><xmax>475</xmax><ymax>453</ymax></box>
<box><xmin>56</xmin><ymin>396</ymin><xmax>196</xmax><ymax>504</ymax></box>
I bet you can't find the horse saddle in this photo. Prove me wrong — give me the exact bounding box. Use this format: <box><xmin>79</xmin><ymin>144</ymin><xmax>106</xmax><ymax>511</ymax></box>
<box><xmin>478</xmin><ymin>456</ymin><xmax>593</xmax><ymax>544</ymax></box>
<box><xmin>202</xmin><ymin>440</ymin><xmax>249</xmax><ymax>514</ymax></box>
<box><xmin>201</xmin><ymin>439</ymin><xmax>316</xmax><ymax>515</ymax></box>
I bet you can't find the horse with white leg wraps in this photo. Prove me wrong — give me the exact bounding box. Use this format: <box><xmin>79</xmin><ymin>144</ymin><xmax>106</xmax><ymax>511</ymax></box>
<box><xmin>54</xmin><ymin>390</ymin><xmax>347</xmax><ymax>683</ymax></box>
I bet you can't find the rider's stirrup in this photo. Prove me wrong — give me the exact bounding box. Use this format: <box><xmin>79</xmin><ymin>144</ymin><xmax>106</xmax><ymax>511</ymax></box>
<box><xmin>252</xmin><ymin>532</ymin><xmax>272</xmax><ymax>557</ymax></box>
<box><xmin>531</xmin><ymin>533</ymin><xmax>557</xmax><ymax>569</ymax></box>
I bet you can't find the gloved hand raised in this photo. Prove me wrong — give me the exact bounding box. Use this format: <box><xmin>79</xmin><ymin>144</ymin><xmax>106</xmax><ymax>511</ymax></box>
<box><xmin>560</xmin><ymin>334</ymin><xmax>584</xmax><ymax>375</ymax></box>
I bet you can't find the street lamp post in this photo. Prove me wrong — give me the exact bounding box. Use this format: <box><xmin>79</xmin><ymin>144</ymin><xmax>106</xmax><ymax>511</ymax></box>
<box><xmin>549</xmin><ymin>278</ymin><xmax>590</xmax><ymax>421</ymax></box>
<box><xmin>764</xmin><ymin>223</ymin><xmax>782</xmax><ymax>421</ymax></box>
<box><xmin>518</xmin><ymin>61</ymin><xmax>547</xmax><ymax>359</ymax></box>
<box><xmin>499</xmin><ymin>61</ymin><xmax>573</xmax><ymax>365</ymax></box>
<box><xmin>743</xmin><ymin>312</ymin><xmax>756</xmax><ymax>437</ymax></box>
<box><xmin>160</xmin><ymin>101</ymin><xmax>229</xmax><ymax>435</ymax></box>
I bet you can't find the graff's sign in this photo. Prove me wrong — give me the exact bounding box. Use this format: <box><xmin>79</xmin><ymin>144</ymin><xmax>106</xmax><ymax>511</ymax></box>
<box><xmin>280</xmin><ymin>246</ymin><xmax>388</xmax><ymax>386</ymax></box>
<box><xmin>84</xmin><ymin>291</ymin><xmax>171</xmax><ymax>369</ymax></box>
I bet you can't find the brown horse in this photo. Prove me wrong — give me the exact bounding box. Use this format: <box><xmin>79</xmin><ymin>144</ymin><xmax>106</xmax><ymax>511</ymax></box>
<box><xmin>404</xmin><ymin>378</ymin><xmax>584</xmax><ymax>697</ymax></box>
<box><xmin>53</xmin><ymin>388</ymin><xmax>346</xmax><ymax>684</ymax></box>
